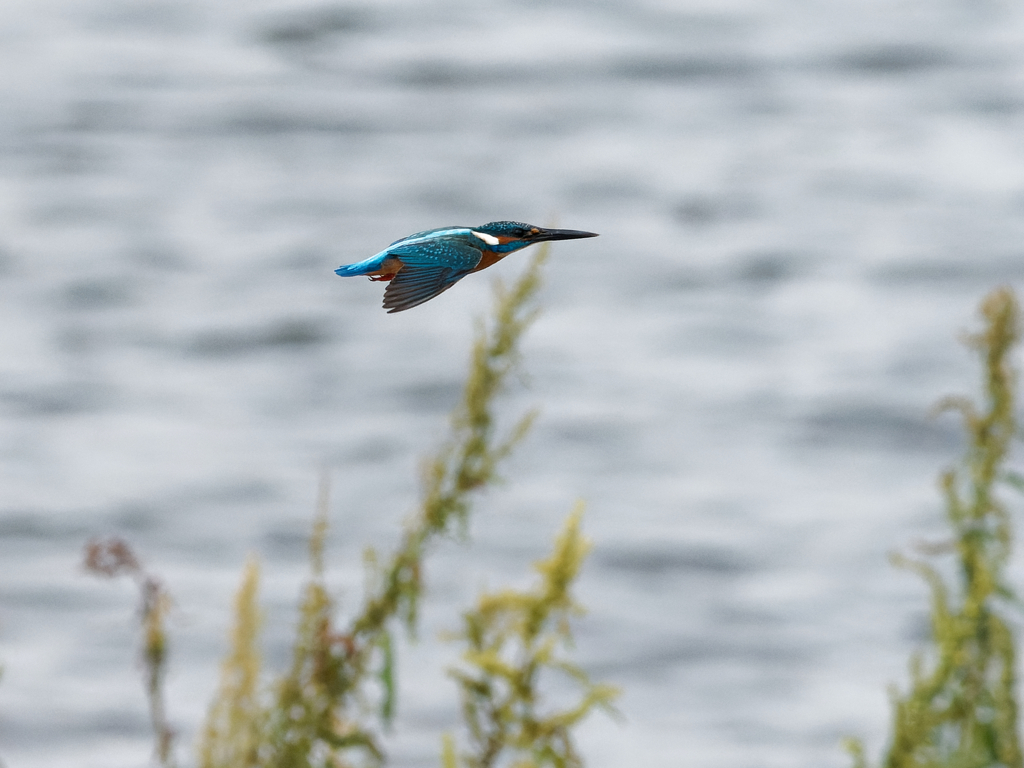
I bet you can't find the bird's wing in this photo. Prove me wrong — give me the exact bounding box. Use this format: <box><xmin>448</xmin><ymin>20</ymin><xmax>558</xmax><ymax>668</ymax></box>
<box><xmin>382</xmin><ymin>239</ymin><xmax>482</xmax><ymax>313</ymax></box>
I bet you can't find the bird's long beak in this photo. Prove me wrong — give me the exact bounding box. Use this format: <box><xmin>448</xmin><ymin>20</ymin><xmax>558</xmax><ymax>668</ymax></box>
<box><xmin>532</xmin><ymin>227</ymin><xmax>599</xmax><ymax>242</ymax></box>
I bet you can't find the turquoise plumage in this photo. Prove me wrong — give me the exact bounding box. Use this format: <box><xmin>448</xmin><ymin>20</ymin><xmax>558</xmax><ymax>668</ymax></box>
<box><xmin>335</xmin><ymin>221</ymin><xmax>598</xmax><ymax>312</ymax></box>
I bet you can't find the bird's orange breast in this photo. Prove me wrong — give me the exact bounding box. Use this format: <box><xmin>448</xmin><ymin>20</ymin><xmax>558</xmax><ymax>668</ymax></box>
<box><xmin>471</xmin><ymin>250</ymin><xmax>509</xmax><ymax>273</ymax></box>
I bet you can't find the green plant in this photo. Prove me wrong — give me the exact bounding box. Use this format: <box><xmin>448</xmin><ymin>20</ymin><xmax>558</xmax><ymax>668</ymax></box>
<box><xmin>201</xmin><ymin>245</ymin><xmax>558</xmax><ymax>768</ymax></box>
<box><xmin>444</xmin><ymin>503</ymin><xmax>620</xmax><ymax>768</ymax></box>
<box><xmin>89</xmin><ymin>243</ymin><xmax>616</xmax><ymax>768</ymax></box>
<box><xmin>848</xmin><ymin>286</ymin><xmax>1023</xmax><ymax>768</ymax></box>
<box><xmin>198</xmin><ymin>556</ymin><xmax>263</xmax><ymax>768</ymax></box>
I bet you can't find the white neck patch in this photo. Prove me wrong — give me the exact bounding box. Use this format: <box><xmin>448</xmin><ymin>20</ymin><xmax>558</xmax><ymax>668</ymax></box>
<box><xmin>471</xmin><ymin>230</ymin><xmax>500</xmax><ymax>246</ymax></box>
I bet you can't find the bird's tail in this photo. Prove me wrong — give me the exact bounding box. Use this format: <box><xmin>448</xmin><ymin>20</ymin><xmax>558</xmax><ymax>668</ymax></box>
<box><xmin>335</xmin><ymin>263</ymin><xmax>369</xmax><ymax>276</ymax></box>
<box><xmin>335</xmin><ymin>252</ymin><xmax>388</xmax><ymax>277</ymax></box>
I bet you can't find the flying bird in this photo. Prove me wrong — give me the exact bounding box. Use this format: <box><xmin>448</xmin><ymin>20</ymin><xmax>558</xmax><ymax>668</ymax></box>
<box><xmin>334</xmin><ymin>221</ymin><xmax>598</xmax><ymax>312</ymax></box>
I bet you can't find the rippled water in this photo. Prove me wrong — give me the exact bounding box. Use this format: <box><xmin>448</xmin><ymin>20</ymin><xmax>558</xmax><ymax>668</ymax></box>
<box><xmin>3</xmin><ymin>0</ymin><xmax>1024</xmax><ymax>766</ymax></box>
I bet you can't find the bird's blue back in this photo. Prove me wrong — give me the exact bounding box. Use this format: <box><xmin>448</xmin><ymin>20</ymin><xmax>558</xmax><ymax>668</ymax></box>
<box><xmin>388</xmin><ymin>227</ymin><xmax>477</xmax><ymax>248</ymax></box>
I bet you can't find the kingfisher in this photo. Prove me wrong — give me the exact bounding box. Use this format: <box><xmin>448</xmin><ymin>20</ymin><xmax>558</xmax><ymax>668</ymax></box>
<box><xmin>334</xmin><ymin>221</ymin><xmax>598</xmax><ymax>313</ymax></box>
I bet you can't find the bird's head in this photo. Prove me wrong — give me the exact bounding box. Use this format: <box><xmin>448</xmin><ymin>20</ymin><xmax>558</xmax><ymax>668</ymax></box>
<box><xmin>471</xmin><ymin>221</ymin><xmax>599</xmax><ymax>252</ymax></box>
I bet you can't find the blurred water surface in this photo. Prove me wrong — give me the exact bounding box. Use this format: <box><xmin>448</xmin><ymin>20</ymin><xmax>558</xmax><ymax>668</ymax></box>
<box><xmin>3</xmin><ymin>0</ymin><xmax>1024</xmax><ymax>766</ymax></box>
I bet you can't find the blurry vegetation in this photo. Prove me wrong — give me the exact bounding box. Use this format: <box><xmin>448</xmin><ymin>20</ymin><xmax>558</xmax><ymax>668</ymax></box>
<box><xmin>188</xmin><ymin>242</ymin><xmax>611</xmax><ymax>768</ymax></box>
<box><xmin>211</xmin><ymin>244</ymin><xmax>559</xmax><ymax>768</ymax></box>
<box><xmin>443</xmin><ymin>503</ymin><xmax>619</xmax><ymax>768</ymax></box>
<box><xmin>848</xmin><ymin>286</ymin><xmax>1024</xmax><ymax>768</ymax></box>
<box><xmin>84</xmin><ymin>269</ymin><xmax>1024</xmax><ymax>768</ymax></box>
<box><xmin>90</xmin><ymin>244</ymin><xmax>614</xmax><ymax>768</ymax></box>
<box><xmin>198</xmin><ymin>556</ymin><xmax>263</xmax><ymax>768</ymax></box>
<box><xmin>84</xmin><ymin>537</ymin><xmax>176</xmax><ymax>768</ymax></box>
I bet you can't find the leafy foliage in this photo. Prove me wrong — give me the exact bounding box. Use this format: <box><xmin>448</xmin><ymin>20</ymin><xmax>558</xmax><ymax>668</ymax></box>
<box><xmin>198</xmin><ymin>557</ymin><xmax>264</xmax><ymax>768</ymax></box>
<box><xmin>849</xmin><ymin>287</ymin><xmax>1024</xmax><ymax>768</ymax></box>
<box><xmin>198</xmin><ymin>246</ymin><xmax>576</xmax><ymax>768</ymax></box>
<box><xmin>445</xmin><ymin>503</ymin><xmax>620</xmax><ymax>768</ymax></box>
